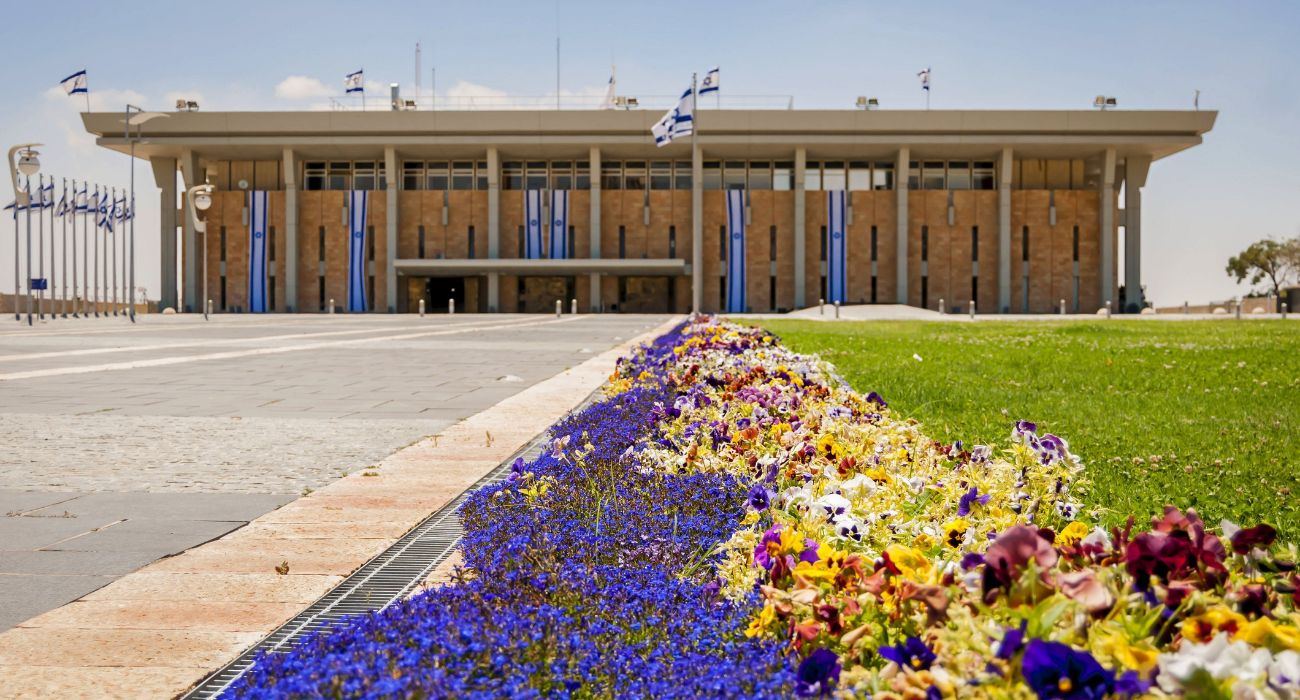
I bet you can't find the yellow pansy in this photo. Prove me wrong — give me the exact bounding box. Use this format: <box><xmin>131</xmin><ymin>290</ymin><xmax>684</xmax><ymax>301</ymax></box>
<box><xmin>883</xmin><ymin>544</ymin><xmax>933</xmax><ymax>582</ymax></box>
<box><xmin>943</xmin><ymin>519</ymin><xmax>970</xmax><ymax>547</ymax></box>
<box><xmin>1235</xmin><ymin>617</ymin><xmax>1300</xmax><ymax>652</ymax></box>
<box><xmin>1056</xmin><ymin>521</ymin><xmax>1090</xmax><ymax>548</ymax></box>
<box><xmin>1181</xmin><ymin>608</ymin><xmax>1248</xmax><ymax>643</ymax></box>
<box><xmin>816</xmin><ymin>433</ymin><xmax>844</xmax><ymax>460</ymax></box>
<box><xmin>745</xmin><ymin>602</ymin><xmax>776</xmax><ymax>638</ymax></box>
<box><xmin>1096</xmin><ymin>631</ymin><xmax>1159</xmax><ymax>672</ymax></box>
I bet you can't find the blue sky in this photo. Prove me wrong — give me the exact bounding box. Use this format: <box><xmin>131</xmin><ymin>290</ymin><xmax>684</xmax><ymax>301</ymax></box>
<box><xmin>1</xmin><ymin>0</ymin><xmax>1298</xmax><ymax>305</ymax></box>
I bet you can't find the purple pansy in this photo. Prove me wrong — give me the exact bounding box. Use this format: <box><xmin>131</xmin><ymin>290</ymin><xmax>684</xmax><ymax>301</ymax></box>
<box><xmin>796</xmin><ymin>648</ymin><xmax>841</xmax><ymax>697</ymax></box>
<box><xmin>1019</xmin><ymin>640</ymin><xmax>1114</xmax><ymax>700</ymax></box>
<box><xmin>958</xmin><ymin>486</ymin><xmax>991</xmax><ymax>517</ymax></box>
<box><xmin>878</xmin><ymin>636</ymin><xmax>937</xmax><ymax>671</ymax></box>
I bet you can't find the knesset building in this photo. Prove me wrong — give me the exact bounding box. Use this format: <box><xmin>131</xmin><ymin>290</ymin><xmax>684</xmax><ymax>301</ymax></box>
<box><xmin>82</xmin><ymin>108</ymin><xmax>1215</xmax><ymax>314</ymax></box>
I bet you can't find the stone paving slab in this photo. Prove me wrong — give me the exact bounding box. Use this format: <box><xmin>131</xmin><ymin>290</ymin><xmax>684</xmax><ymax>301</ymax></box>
<box><xmin>0</xmin><ymin>315</ymin><xmax>681</xmax><ymax>699</ymax></box>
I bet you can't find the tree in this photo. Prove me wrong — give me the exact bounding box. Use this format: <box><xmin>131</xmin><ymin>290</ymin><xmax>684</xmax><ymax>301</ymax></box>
<box><xmin>1225</xmin><ymin>236</ymin><xmax>1300</xmax><ymax>303</ymax></box>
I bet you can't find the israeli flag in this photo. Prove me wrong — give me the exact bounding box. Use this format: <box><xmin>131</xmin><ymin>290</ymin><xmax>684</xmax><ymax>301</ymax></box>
<box><xmin>40</xmin><ymin>180</ymin><xmax>55</xmax><ymax>209</ymax></box>
<box><xmin>524</xmin><ymin>190</ymin><xmax>544</xmax><ymax>259</ymax></box>
<box><xmin>651</xmin><ymin>86</ymin><xmax>695</xmax><ymax>147</ymax></box>
<box><xmin>826</xmin><ymin>191</ymin><xmax>848</xmax><ymax>304</ymax></box>
<box><xmin>344</xmin><ymin>69</ymin><xmax>364</xmax><ymax>94</ymax></box>
<box><xmin>699</xmin><ymin>66</ymin><xmax>720</xmax><ymax>95</ymax></box>
<box><xmin>549</xmin><ymin>189</ymin><xmax>569</xmax><ymax>259</ymax></box>
<box><xmin>61</xmin><ymin>69</ymin><xmax>88</xmax><ymax>95</ymax></box>
<box><xmin>917</xmin><ymin>67</ymin><xmax>931</xmax><ymax>91</ymax></box>
<box><xmin>247</xmin><ymin>191</ymin><xmax>269</xmax><ymax>313</ymax></box>
<box><xmin>346</xmin><ymin>190</ymin><xmax>369</xmax><ymax>312</ymax></box>
<box><xmin>55</xmin><ymin>183</ymin><xmax>69</xmax><ymax>217</ymax></box>
<box><xmin>74</xmin><ymin>183</ymin><xmax>88</xmax><ymax>212</ymax></box>
<box><xmin>600</xmin><ymin>69</ymin><xmax>616</xmax><ymax>110</ymax></box>
<box><xmin>725</xmin><ymin>189</ymin><xmax>747</xmax><ymax>313</ymax></box>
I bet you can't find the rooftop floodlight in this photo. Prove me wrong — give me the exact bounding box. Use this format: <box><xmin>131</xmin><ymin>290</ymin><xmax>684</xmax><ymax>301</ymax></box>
<box><xmin>1094</xmin><ymin>95</ymin><xmax>1118</xmax><ymax>110</ymax></box>
<box><xmin>194</xmin><ymin>187</ymin><xmax>213</xmax><ymax>211</ymax></box>
<box><xmin>17</xmin><ymin>147</ymin><xmax>41</xmax><ymax>176</ymax></box>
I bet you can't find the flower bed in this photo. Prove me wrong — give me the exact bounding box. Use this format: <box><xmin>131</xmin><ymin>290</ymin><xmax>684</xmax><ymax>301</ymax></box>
<box><xmin>228</xmin><ymin>318</ymin><xmax>1299</xmax><ymax>699</ymax></box>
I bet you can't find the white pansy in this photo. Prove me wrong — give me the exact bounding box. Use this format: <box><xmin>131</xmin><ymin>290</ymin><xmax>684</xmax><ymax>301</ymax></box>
<box><xmin>1156</xmin><ymin>633</ymin><xmax>1272</xmax><ymax>694</ymax></box>
<box><xmin>815</xmin><ymin>493</ymin><xmax>852</xmax><ymax>519</ymax></box>
<box><xmin>841</xmin><ymin>473</ymin><xmax>879</xmax><ymax>499</ymax></box>
<box><xmin>1081</xmin><ymin>527</ymin><xmax>1113</xmax><ymax>550</ymax></box>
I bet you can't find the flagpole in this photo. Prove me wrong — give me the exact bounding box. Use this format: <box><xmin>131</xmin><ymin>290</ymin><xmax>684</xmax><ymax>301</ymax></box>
<box><xmin>38</xmin><ymin>175</ymin><xmax>45</xmax><ymax>319</ymax></box>
<box><xmin>12</xmin><ymin>177</ymin><xmax>19</xmax><ymax>321</ymax></box>
<box><xmin>111</xmin><ymin>187</ymin><xmax>118</xmax><ymax>315</ymax></box>
<box><xmin>927</xmin><ymin>66</ymin><xmax>931</xmax><ymax>111</ymax></box>
<box><xmin>61</xmin><ymin>178</ymin><xmax>67</xmax><ymax>317</ymax></box>
<box><xmin>25</xmin><ymin>180</ymin><xmax>32</xmax><ymax>325</ymax></box>
<box><xmin>70</xmin><ymin>180</ymin><xmax>77</xmax><ymax>316</ymax></box>
<box><xmin>92</xmin><ymin>186</ymin><xmax>99</xmax><ymax>317</ymax></box>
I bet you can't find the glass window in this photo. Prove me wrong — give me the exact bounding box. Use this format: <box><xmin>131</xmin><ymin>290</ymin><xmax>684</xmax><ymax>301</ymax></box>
<box><xmin>907</xmin><ymin>161</ymin><xmax>920</xmax><ymax>190</ymax></box>
<box><xmin>525</xmin><ymin>161</ymin><xmax>548</xmax><ymax>190</ymax></box>
<box><xmin>327</xmin><ymin>162</ymin><xmax>351</xmax><ymax>191</ymax></box>
<box><xmin>674</xmin><ymin>161</ymin><xmax>692</xmax><ymax>190</ymax></box>
<box><xmin>304</xmin><ymin>162</ymin><xmax>326</xmax><ymax>191</ymax></box>
<box><xmin>748</xmin><ymin>162</ymin><xmax>772</xmax><ymax>190</ymax></box>
<box><xmin>452</xmin><ymin>161</ymin><xmax>474</xmax><ymax>191</ymax></box>
<box><xmin>822</xmin><ymin>161</ymin><xmax>846</xmax><ymax>191</ymax></box>
<box><xmin>973</xmin><ymin>161</ymin><xmax>996</xmax><ymax>190</ymax></box>
<box><xmin>354</xmin><ymin>162</ymin><xmax>378</xmax><ymax>191</ymax></box>
<box><xmin>773</xmin><ymin>161</ymin><xmax>793</xmax><ymax>191</ymax></box>
<box><xmin>502</xmin><ymin>162</ymin><xmax>523</xmax><ymax>191</ymax></box>
<box><xmin>624</xmin><ymin>161</ymin><xmax>647</xmax><ymax>191</ymax></box>
<box><xmin>402</xmin><ymin>162</ymin><xmax>423</xmax><ymax>191</ymax></box>
<box><xmin>947</xmin><ymin>161</ymin><xmax>971</xmax><ymax>190</ymax></box>
<box><xmin>475</xmin><ymin>162</ymin><xmax>489</xmax><ymax>191</ymax></box>
<box><xmin>723</xmin><ymin>161</ymin><xmax>746</xmax><ymax>190</ymax></box>
<box><xmin>426</xmin><ymin>162</ymin><xmax>449</xmax><ymax>190</ymax></box>
<box><xmin>873</xmin><ymin>162</ymin><xmax>894</xmax><ymax>190</ymax></box>
<box><xmin>576</xmin><ymin>161</ymin><xmax>591</xmax><ymax>190</ymax></box>
<box><xmin>650</xmin><ymin>161</ymin><xmax>672</xmax><ymax>190</ymax></box>
<box><xmin>922</xmin><ymin>162</ymin><xmax>945</xmax><ymax>190</ymax></box>
<box><xmin>550</xmin><ymin>162</ymin><xmax>573</xmax><ymax>190</ymax></box>
<box><xmin>703</xmin><ymin>161</ymin><xmax>722</xmax><ymax>191</ymax></box>
<box><xmin>804</xmin><ymin>162</ymin><xmax>822</xmax><ymax>191</ymax></box>
<box><xmin>602</xmin><ymin>162</ymin><xmax>622</xmax><ymax>190</ymax></box>
<box><xmin>848</xmin><ymin>161</ymin><xmax>872</xmax><ymax>191</ymax></box>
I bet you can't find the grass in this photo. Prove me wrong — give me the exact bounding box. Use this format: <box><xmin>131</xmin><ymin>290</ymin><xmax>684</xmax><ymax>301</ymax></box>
<box><xmin>742</xmin><ymin>319</ymin><xmax>1300</xmax><ymax>538</ymax></box>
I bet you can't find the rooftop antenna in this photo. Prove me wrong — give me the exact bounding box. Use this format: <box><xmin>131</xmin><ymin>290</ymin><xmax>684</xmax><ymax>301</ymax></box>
<box><xmin>1194</xmin><ymin>88</ymin><xmax>1200</xmax><ymax>111</ymax></box>
<box><xmin>555</xmin><ymin>0</ymin><xmax>561</xmax><ymax>110</ymax></box>
<box><xmin>415</xmin><ymin>41</ymin><xmax>422</xmax><ymax>105</ymax></box>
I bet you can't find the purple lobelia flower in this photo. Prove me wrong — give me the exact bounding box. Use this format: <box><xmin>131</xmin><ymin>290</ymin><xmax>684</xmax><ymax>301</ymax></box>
<box><xmin>958</xmin><ymin>486</ymin><xmax>991</xmax><ymax>517</ymax></box>
<box><xmin>1019</xmin><ymin>639</ymin><xmax>1114</xmax><ymax>700</ymax></box>
<box><xmin>878</xmin><ymin>636</ymin><xmax>937</xmax><ymax>671</ymax></box>
<box><xmin>795</xmin><ymin>648</ymin><xmax>841</xmax><ymax>697</ymax></box>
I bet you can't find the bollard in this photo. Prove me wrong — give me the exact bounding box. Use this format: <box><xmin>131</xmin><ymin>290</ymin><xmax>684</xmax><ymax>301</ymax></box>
<box><xmin>1060</xmin><ymin>299</ymin><xmax>1066</xmax><ymax>316</ymax></box>
<box><xmin>819</xmin><ymin>298</ymin><xmax>825</xmax><ymax>315</ymax></box>
<box><xmin>449</xmin><ymin>298</ymin><xmax>455</xmax><ymax>315</ymax></box>
<box><xmin>834</xmin><ymin>301</ymin><xmax>840</xmax><ymax>319</ymax></box>
<box><xmin>328</xmin><ymin>299</ymin><xmax>335</xmax><ymax>314</ymax></box>
<box><xmin>1235</xmin><ymin>299</ymin><xmax>1242</xmax><ymax>320</ymax></box>
<box><xmin>939</xmin><ymin>298</ymin><xmax>945</xmax><ymax>314</ymax></box>
<box><xmin>418</xmin><ymin>299</ymin><xmax>425</xmax><ymax>317</ymax></box>
<box><xmin>969</xmin><ymin>300</ymin><xmax>975</xmax><ymax>319</ymax></box>
<box><xmin>571</xmin><ymin>298</ymin><xmax>577</xmax><ymax>315</ymax></box>
<box><xmin>206</xmin><ymin>299</ymin><xmax>213</xmax><ymax>317</ymax></box>
<box><xmin>1184</xmin><ymin>301</ymin><xmax>1189</xmax><ymax>315</ymax></box>
<box><xmin>1283</xmin><ymin>302</ymin><xmax>1289</xmax><ymax>320</ymax></box>
<box><xmin>1104</xmin><ymin>300</ymin><xmax>1111</xmax><ymax>318</ymax></box>
<box><xmin>556</xmin><ymin>300</ymin><xmax>562</xmax><ymax>318</ymax></box>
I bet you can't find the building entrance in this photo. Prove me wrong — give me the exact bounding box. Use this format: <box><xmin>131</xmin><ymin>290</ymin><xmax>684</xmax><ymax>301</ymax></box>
<box><xmin>425</xmin><ymin>277</ymin><xmax>465</xmax><ymax>313</ymax></box>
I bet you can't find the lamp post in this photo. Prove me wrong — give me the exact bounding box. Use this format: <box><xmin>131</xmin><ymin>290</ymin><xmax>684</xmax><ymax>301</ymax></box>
<box><xmin>123</xmin><ymin>106</ymin><xmax>167</xmax><ymax>323</ymax></box>
<box><xmin>8</xmin><ymin>144</ymin><xmax>41</xmax><ymax>325</ymax></box>
<box><xmin>186</xmin><ymin>183</ymin><xmax>213</xmax><ymax>320</ymax></box>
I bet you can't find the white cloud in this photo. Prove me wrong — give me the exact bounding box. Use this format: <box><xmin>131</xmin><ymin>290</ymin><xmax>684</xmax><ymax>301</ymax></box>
<box><xmin>274</xmin><ymin>76</ymin><xmax>334</xmax><ymax>101</ymax></box>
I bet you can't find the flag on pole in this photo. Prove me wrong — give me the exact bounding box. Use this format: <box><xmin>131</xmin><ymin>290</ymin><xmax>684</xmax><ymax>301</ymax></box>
<box><xmin>549</xmin><ymin>189</ymin><xmax>569</xmax><ymax>259</ymax></box>
<box><xmin>599</xmin><ymin>68</ymin><xmax>616</xmax><ymax>110</ymax></box>
<box><xmin>39</xmin><ymin>180</ymin><xmax>55</xmax><ymax>209</ymax></box>
<box><xmin>917</xmin><ymin>67</ymin><xmax>931</xmax><ymax>91</ymax></box>
<box><xmin>74</xmin><ymin>183</ymin><xmax>88</xmax><ymax>212</ymax></box>
<box><xmin>60</xmin><ymin>70</ymin><xmax>88</xmax><ymax>95</ymax></box>
<box><xmin>346</xmin><ymin>190</ymin><xmax>369</xmax><ymax>312</ymax></box>
<box><xmin>247</xmin><ymin>190</ymin><xmax>269</xmax><ymax>312</ymax></box>
<box><xmin>651</xmin><ymin>86</ymin><xmax>695</xmax><ymax>147</ymax></box>
<box><xmin>826</xmin><ymin>190</ymin><xmax>847</xmax><ymax>304</ymax></box>
<box><xmin>523</xmin><ymin>190</ymin><xmax>544</xmax><ymax>259</ymax></box>
<box><xmin>699</xmin><ymin>66</ymin><xmax>720</xmax><ymax>95</ymax></box>
<box><xmin>725</xmin><ymin>190</ymin><xmax>747</xmax><ymax>313</ymax></box>
<box><xmin>55</xmin><ymin>184</ymin><xmax>69</xmax><ymax>217</ymax></box>
<box><xmin>344</xmin><ymin>69</ymin><xmax>365</xmax><ymax>93</ymax></box>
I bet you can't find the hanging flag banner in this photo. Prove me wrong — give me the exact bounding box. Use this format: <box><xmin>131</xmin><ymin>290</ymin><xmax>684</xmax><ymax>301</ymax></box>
<box><xmin>549</xmin><ymin>190</ymin><xmax>569</xmax><ymax>259</ymax></box>
<box><xmin>247</xmin><ymin>190</ymin><xmax>269</xmax><ymax>313</ymax></box>
<box><xmin>524</xmin><ymin>190</ymin><xmax>544</xmax><ymax>259</ymax></box>
<box><xmin>347</xmin><ymin>190</ymin><xmax>369</xmax><ymax>312</ymax></box>
<box><xmin>725</xmin><ymin>189</ymin><xmax>747</xmax><ymax>313</ymax></box>
<box><xmin>827</xmin><ymin>190</ymin><xmax>847</xmax><ymax>304</ymax></box>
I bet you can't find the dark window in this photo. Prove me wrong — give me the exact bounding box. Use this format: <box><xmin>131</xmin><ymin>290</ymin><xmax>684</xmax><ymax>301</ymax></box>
<box><xmin>318</xmin><ymin>276</ymin><xmax>325</xmax><ymax>310</ymax></box>
<box><xmin>518</xmin><ymin>225</ymin><xmax>525</xmax><ymax>257</ymax></box>
<box><xmin>418</xmin><ymin>225</ymin><xmax>426</xmax><ymax>258</ymax></box>
<box><xmin>367</xmin><ymin>276</ymin><xmax>374</xmax><ymax>311</ymax></box>
<box><xmin>972</xmin><ymin>226</ymin><xmax>979</xmax><ymax>262</ymax></box>
<box><xmin>468</xmin><ymin>226</ymin><xmax>476</xmax><ymax>258</ymax></box>
<box><xmin>921</xmin><ymin>226</ymin><xmax>929</xmax><ymax>261</ymax></box>
<box><xmin>269</xmin><ymin>226</ymin><xmax>276</xmax><ymax>262</ymax></box>
<box><xmin>769</xmin><ymin>225</ymin><xmax>777</xmax><ymax>262</ymax></box>
<box><xmin>718</xmin><ymin>277</ymin><xmax>725</xmax><ymax>307</ymax></box>
<box><xmin>719</xmin><ymin>226</ymin><xmax>726</xmax><ymax>261</ymax></box>
<box><xmin>475</xmin><ymin>161</ymin><xmax>488</xmax><ymax>191</ymax></box>
<box><xmin>219</xmin><ymin>226</ymin><xmax>227</xmax><ymax>262</ymax></box>
<box><xmin>220</xmin><ymin>276</ymin><xmax>226</xmax><ymax>310</ymax></box>
<box><xmin>870</xmin><ymin>226</ymin><xmax>878</xmax><ymax>262</ymax></box>
<box><xmin>674</xmin><ymin>161</ymin><xmax>692</xmax><ymax>190</ymax></box>
<box><xmin>871</xmin><ymin>276</ymin><xmax>877</xmax><ymax>303</ymax></box>
<box><xmin>367</xmin><ymin>226</ymin><xmax>375</xmax><ymax>261</ymax></box>
<box><xmin>618</xmin><ymin>226</ymin><xmax>626</xmax><ymax>259</ymax></box>
<box><xmin>921</xmin><ymin>276</ymin><xmax>929</xmax><ymax>309</ymax></box>
<box><xmin>269</xmin><ymin>275</ymin><xmax>275</xmax><ymax>311</ymax></box>
<box><xmin>819</xmin><ymin>225</ymin><xmax>827</xmax><ymax>262</ymax></box>
<box><xmin>568</xmin><ymin>226</ymin><xmax>575</xmax><ymax>257</ymax></box>
<box><xmin>668</xmin><ymin>225</ymin><xmax>677</xmax><ymax>259</ymax></box>
<box><xmin>769</xmin><ymin>276</ymin><xmax>776</xmax><ymax>310</ymax></box>
<box><xmin>318</xmin><ymin>226</ymin><xmax>325</xmax><ymax>262</ymax></box>
<box><xmin>1072</xmin><ymin>225</ymin><xmax>1080</xmax><ymax>262</ymax></box>
<box><xmin>451</xmin><ymin>162</ymin><xmax>474</xmax><ymax>191</ymax></box>
<box><xmin>972</xmin><ymin>276</ymin><xmax>979</xmax><ymax>306</ymax></box>
<box><xmin>1022</xmin><ymin>226</ymin><xmax>1030</xmax><ymax>262</ymax></box>
<box><xmin>575</xmin><ymin>161</ymin><xmax>591</xmax><ymax>190</ymax></box>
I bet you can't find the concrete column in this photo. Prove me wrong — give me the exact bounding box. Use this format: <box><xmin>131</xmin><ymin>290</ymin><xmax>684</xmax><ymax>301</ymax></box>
<box><xmin>691</xmin><ymin>142</ymin><xmax>703</xmax><ymax>313</ymax></box>
<box><xmin>1123</xmin><ymin>155</ymin><xmax>1151</xmax><ymax>313</ymax></box>
<box><xmin>384</xmin><ymin>147</ymin><xmax>398</xmax><ymax>312</ymax></box>
<box><xmin>486</xmin><ymin>147</ymin><xmax>500</xmax><ymax>312</ymax></box>
<box><xmin>149</xmin><ymin>157</ymin><xmax>178</xmax><ymax>311</ymax></box>
<box><xmin>588</xmin><ymin>147</ymin><xmax>601</xmax><ymax>311</ymax></box>
<box><xmin>997</xmin><ymin>147</ymin><xmax>1013</xmax><ymax>313</ymax></box>
<box><xmin>895</xmin><ymin>148</ymin><xmax>909</xmax><ymax>305</ymax></box>
<box><xmin>282</xmin><ymin>149</ymin><xmax>298</xmax><ymax>312</ymax></box>
<box><xmin>793</xmin><ymin>148</ymin><xmax>807</xmax><ymax>309</ymax></box>
<box><xmin>179</xmin><ymin>150</ymin><xmax>202</xmax><ymax>313</ymax></box>
<box><xmin>1099</xmin><ymin>147</ymin><xmax>1117</xmax><ymax>309</ymax></box>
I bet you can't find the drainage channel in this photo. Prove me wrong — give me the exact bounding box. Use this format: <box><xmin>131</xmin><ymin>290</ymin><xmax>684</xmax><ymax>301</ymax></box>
<box><xmin>182</xmin><ymin>398</ymin><xmax>587</xmax><ymax>700</ymax></box>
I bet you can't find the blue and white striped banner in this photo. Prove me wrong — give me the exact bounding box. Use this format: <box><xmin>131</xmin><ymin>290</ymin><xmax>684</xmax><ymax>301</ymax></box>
<box><xmin>247</xmin><ymin>191</ymin><xmax>269</xmax><ymax>313</ymax></box>
<box><xmin>549</xmin><ymin>190</ymin><xmax>569</xmax><ymax>259</ymax></box>
<box><xmin>347</xmin><ymin>190</ymin><xmax>369</xmax><ymax>312</ymax></box>
<box><xmin>725</xmin><ymin>190</ymin><xmax>747</xmax><ymax>313</ymax></box>
<box><xmin>826</xmin><ymin>190</ymin><xmax>847</xmax><ymax>304</ymax></box>
<box><xmin>524</xmin><ymin>190</ymin><xmax>544</xmax><ymax>259</ymax></box>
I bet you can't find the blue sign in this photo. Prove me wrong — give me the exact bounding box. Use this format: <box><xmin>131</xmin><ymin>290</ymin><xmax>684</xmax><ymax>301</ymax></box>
<box><xmin>30</xmin><ymin>278</ymin><xmax>47</xmax><ymax>290</ymax></box>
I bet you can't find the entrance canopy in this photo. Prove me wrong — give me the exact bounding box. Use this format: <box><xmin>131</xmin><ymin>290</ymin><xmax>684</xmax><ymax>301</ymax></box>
<box><xmin>393</xmin><ymin>258</ymin><xmax>688</xmax><ymax>277</ymax></box>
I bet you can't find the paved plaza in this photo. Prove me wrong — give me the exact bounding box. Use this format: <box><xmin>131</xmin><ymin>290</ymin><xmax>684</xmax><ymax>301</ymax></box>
<box><xmin>0</xmin><ymin>312</ymin><xmax>667</xmax><ymax>632</ymax></box>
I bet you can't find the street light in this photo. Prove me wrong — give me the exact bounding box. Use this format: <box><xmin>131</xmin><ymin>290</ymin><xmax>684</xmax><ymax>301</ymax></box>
<box><xmin>8</xmin><ymin>143</ymin><xmax>41</xmax><ymax>325</ymax></box>
<box><xmin>186</xmin><ymin>183</ymin><xmax>213</xmax><ymax>320</ymax></box>
<box><xmin>123</xmin><ymin>106</ymin><xmax>168</xmax><ymax>323</ymax></box>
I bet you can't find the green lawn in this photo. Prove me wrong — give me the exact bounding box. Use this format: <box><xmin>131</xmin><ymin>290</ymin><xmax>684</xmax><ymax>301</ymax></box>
<box><xmin>743</xmin><ymin>319</ymin><xmax>1300</xmax><ymax>538</ymax></box>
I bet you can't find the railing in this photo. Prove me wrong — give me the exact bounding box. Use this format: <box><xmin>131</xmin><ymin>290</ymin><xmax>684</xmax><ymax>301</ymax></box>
<box><xmin>325</xmin><ymin>94</ymin><xmax>796</xmax><ymax>112</ymax></box>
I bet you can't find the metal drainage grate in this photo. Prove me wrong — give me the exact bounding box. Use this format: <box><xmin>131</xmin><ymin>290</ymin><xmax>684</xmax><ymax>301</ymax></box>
<box><xmin>183</xmin><ymin>394</ymin><xmax>593</xmax><ymax>699</ymax></box>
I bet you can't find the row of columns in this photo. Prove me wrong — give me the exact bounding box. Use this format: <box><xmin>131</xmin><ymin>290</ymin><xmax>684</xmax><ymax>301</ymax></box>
<box><xmin>155</xmin><ymin>145</ymin><xmax>1148</xmax><ymax>315</ymax></box>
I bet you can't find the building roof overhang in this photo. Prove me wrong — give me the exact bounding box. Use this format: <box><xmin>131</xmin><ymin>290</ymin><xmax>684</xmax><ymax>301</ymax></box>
<box><xmin>393</xmin><ymin>258</ymin><xmax>688</xmax><ymax>277</ymax></box>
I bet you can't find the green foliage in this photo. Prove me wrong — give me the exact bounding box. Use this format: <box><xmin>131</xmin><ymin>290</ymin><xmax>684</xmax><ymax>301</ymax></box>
<box><xmin>745</xmin><ymin>319</ymin><xmax>1300</xmax><ymax>538</ymax></box>
<box><xmin>1225</xmin><ymin>236</ymin><xmax>1300</xmax><ymax>297</ymax></box>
